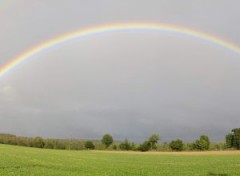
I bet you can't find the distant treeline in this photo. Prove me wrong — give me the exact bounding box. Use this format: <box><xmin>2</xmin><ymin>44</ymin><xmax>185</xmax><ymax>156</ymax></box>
<box><xmin>0</xmin><ymin>128</ymin><xmax>239</xmax><ymax>152</ymax></box>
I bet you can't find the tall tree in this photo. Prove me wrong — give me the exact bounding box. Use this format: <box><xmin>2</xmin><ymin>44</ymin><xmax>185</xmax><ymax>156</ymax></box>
<box><xmin>148</xmin><ymin>134</ymin><xmax>160</xmax><ymax>150</ymax></box>
<box><xmin>232</xmin><ymin>128</ymin><xmax>240</xmax><ymax>149</ymax></box>
<box><xmin>193</xmin><ymin>135</ymin><xmax>210</xmax><ymax>151</ymax></box>
<box><xmin>101</xmin><ymin>134</ymin><xmax>113</xmax><ymax>148</ymax></box>
<box><xmin>225</xmin><ymin>133</ymin><xmax>234</xmax><ymax>148</ymax></box>
<box><xmin>200</xmin><ymin>135</ymin><xmax>210</xmax><ymax>149</ymax></box>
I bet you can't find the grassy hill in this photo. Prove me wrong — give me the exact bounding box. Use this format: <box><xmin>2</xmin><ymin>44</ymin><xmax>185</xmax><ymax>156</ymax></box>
<box><xmin>0</xmin><ymin>144</ymin><xmax>240</xmax><ymax>176</ymax></box>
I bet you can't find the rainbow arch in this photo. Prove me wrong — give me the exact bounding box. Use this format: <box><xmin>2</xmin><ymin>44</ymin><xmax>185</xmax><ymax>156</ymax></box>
<box><xmin>1</xmin><ymin>23</ymin><xmax>240</xmax><ymax>78</ymax></box>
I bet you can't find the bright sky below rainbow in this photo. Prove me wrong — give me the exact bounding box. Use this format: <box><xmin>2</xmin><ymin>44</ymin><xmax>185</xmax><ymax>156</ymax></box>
<box><xmin>0</xmin><ymin>23</ymin><xmax>240</xmax><ymax>78</ymax></box>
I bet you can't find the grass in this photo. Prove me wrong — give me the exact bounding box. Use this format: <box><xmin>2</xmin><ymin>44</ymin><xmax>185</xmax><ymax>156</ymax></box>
<box><xmin>0</xmin><ymin>144</ymin><xmax>240</xmax><ymax>176</ymax></box>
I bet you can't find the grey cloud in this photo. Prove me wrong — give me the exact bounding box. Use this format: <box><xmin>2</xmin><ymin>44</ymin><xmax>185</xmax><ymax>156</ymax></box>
<box><xmin>0</xmin><ymin>0</ymin><xmax>240</xmax><ymax>142</ymax></box>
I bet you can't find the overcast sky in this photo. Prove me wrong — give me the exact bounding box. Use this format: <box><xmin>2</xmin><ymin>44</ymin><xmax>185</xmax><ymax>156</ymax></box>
<box><xmin>0</xmin><ymin>0</ymin><xmax>240</xmax><ymax>142</ymax></box>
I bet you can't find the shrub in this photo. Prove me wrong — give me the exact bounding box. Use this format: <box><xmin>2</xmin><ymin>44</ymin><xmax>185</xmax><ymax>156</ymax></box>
<box><xmin>170</xmin><ymin>139</ymin><xmax>184</xmax><ymax>151</ymax></box>
<box><xmin>85</xmin><ymin>141</ymin><xmax>95</xmax><ymax>150</ymax></box>
<box><xmin>119</xmin><ymin>139</ymin><xmax>131</xmax><ymax>151</ymax></box>
<box><xmin>138</xmin><ymin>141</ymin><xmax>151</xmax><ymax>152</ymax></box>
<box><xmin>33</xmin><ymin>137</ymin><xmax>45</xmax><ymax>148</ymax></box>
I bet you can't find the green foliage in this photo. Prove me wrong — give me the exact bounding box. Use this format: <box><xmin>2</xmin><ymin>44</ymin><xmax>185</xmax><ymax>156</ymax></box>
<box><xmin>112</xmin><ymin>144</ymin><xmax>117</xmax><ymax>150</ymax></box>
<box><xmin>33</xmin><ymin>137</ymin><xmax>45</xmax><ymax>148</ymax></box>
<box><xmin>157</xmin><ymin>142</ymin><xmax>170</xmax><ymax>151</ymax></box>
<box><xmin>94</xmin><ymin>143</ymin><xmax>106</xmax><ymax>150</ymax></box>
<box><xmin>119</xmin><ymin>139</ymin><xmax>131</xmax><ymax>150</ymax></box>
<box><xmin>210</xmin><ymin>142</ymin><xmax>226</xmax><ymax>151</ymax></box>
<box><xmin>1</xmin><ymin>129</ymin><xmax>240</xmax><ymax>152</ymax></box>
<box><xmin>84</xmin><ymin>141</ymin><xmax>95</xmax><ymax>150</ymax></box>
<box><xmin>69</xmin><ymin>141</ymin><xmax>84</xmax><ymax>150</ymax></box>
<box><xmin>184</xmin><ymin>143</ymin><xmax>195</xmax><ymax>151</ymax></box>
<box><xmin>225</xmin><ymin>133</ymin><xmax>234</xmax><ymax>148</ymax></box>
<box><xmin>170</xmin><ymin>139</ymin><xmax>184</xmax><ymax>151</ymax></box>
<box><xmin>200</xmin><ymin>135</ymin><xmax>210</xmax><ymax>149</ymax></box>
<box><xmin>148</xmin><ymin>134</ymin><xmax>160</xmax><ymax>150</ymax></box>
<box><xmin>232</xmin><ymin>128</ymin><xmax>240</xmax><ymax>149</ymax></box>
<box><xmin>101</xmin><ymin>134</ymin><xmax>113</xmax><ymax>148</ymax></box>
<box><xmin>194</xmin><ymin>140</ymin><xmax>207</xmax><ymax>151</ymax></box>
<box><xmin>44</xmin><ymin>139</ymin><xmax>55</xmax><ymax>149</ymax></box>
<box><xmin>55</xmin><ymin>141</ymin><xmax>66</xmax><ymax>150</ymax></box>
<box><xmin>130</xmin><ymin>142</ymin><xmax>137</xmax><ymax>151</ymax></box>
<box><xmin>138</xmin><ymin>141</ymin><xmax>151</xmax><ymax>152</ymax></box>
<box><xmin>225</xmin><ymin>128</ymin><xmax>240</xmax><ymax>149</ymax></box>
<box><xmin>193</xmin><ymin>135</ymin><xmax>210</xmax><ymax>151</ymax></box>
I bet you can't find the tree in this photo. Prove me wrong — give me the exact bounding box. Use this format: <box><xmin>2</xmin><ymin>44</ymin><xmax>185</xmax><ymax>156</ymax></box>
<box><xmin>148</xmin><ymin>134</ymin><xmax>160</xmax><ymax>150</ymax></box>
<box><xmin>55</xmin><ymin>141</ymin><xmax>66</xmax><ymax>150</ymax></box>
<box><xmin>119</xmin><ymin>139</ymin><xmax>131</xmax><ymax>151</ymax></box>
<box><xmin>200</xmin><ymin>135</ymin><xmax>210</xmax><ymax>149</ymax></box>
<box><xmin>232</xmin><ymin>128</ymin><xmax>240</xmax><ymax>149</ymax></box>
<box><xmin>32</xmin><ymin>137</ymin><xmax>45</xmax><ymax>148</ymax></box>
<box><xmin>84</xmin><ymin>141</ymin><xmax>95</xmax><ymax>150</ymax></box>
<box><xmin>130</xmin><ymin>142</ymin><xmax>137</xmax><ymax>151</ymax></box>
<box><xmin>138</xmin><ymin>141</ymin><xmax>151</xmax><ymax>152</ymax></box>
<box><xmin>225</xmin><ymin>133</ymin><xmax>233</xmax><ymax>148</ymax></box>
<box><xmin>44</xmin><ymin>139</ymin><xmax>55</xmax><ymax>149</ymax></box>
<box><xmin>101</xmin><ymin>134</ymin><xmax>113</xmax><ymax>148</ymax></box>
<box><xmin>193</xmin><ymin>135</ymin><xmax>210</xmax><ymax>151</ymax></box>
<box><xmin>193</xmin><ymin>140</ymin><xmax>206</xmax><ymax>151</ymax></box>
<box><xmin>170</xmin><ymin>139</ymin><xmax>184</xmax><ymax>151</ymax></box>
<box><xmin>112</xmin><ymin>144</ymin><xmax>117</xmax><ymax>150</ymax></box>
<box><xmin>226</xmin><ymin>128</ymin><xmax>240</xmax><ymax>149</ymax></box>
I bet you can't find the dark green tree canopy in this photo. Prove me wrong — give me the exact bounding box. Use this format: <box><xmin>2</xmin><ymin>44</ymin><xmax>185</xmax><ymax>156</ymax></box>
<box><xmin>85</xmin><ymin>141</ymin><xmax>95</xmax><ymax>150</ymax></box>
<box><xmin>225</xmin><ymin>133</ymin><xmax>234</xmax><ymax>148</ymax></box>
<box><xmin>119</xmin><ymin>139</ymin><xmax>131</xmax><ymax>151</ymax></box>
<box><xmin>148</xmin><ymin>134</ymin><xmax>160</xmax><ymax>150</ymax></box>
<box><xmin>170</xmin><ymin>139</ymin><xmax>184</xmax><ymax>151</ymax></box>
<box><xmin>33</xmin><ymin>137</ymin><xmax>45</xmax><ymax>148</ymax></box>
<box><xmin>138</xmin><ymin>141</ymin><xmax>151</xmax><ymax>152</ymax></box>
<box><xmin>193</xmin><ymin>135</ymin><xmax>210</xmax><ymax>151</ymax></box>
<box><xmin>101</xmin><ymin>134</ymin><xmax>113</xmax><ymax>148</ymax></box>
<box><xmin>225</xmin><ymin>128</ymin><xmax>240</xmax><ymax>149</ymax></box>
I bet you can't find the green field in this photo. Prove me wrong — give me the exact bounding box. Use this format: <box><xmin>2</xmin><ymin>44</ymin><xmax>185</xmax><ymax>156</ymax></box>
<box><xmin>0</xmin><ymin>144</ymin><xmax>240</xmax><ymax>176</ymax></box>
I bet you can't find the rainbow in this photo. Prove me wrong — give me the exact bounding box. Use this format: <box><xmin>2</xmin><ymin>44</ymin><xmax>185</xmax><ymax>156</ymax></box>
<box><xmin>1</xmin><ymin>23</ymin><xmax>240</xmax><ymax>78</ymax></box>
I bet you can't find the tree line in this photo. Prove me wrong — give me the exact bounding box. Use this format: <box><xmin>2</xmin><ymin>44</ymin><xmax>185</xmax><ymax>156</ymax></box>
<box><xmin>0</xmin><ymin>128</ymin><xmax>239</xmax><ymax>152</ymax></box>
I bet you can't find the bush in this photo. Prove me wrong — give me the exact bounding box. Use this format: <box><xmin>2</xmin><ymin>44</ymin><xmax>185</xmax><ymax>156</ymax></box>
<box><xmin>157</xmin><ymin>142</ymin><xmax>170</xmax><ymax>151</ymax></box>
<box><xmin>85</xmin><ymin>141</ymin><xmax>95</xmax><ymax>150</ymax></box>
<box><xmin>55</xmin><ymin>141</ymin><xmax>66</xmax><ymax>150</ymax></box>
<box><xmin>32</xmin><ymin>137</ymin><xmax>45</xmax><ymax>148</ymax></box>
<box><xmin>44</xmin><ymin>139</ymin><xmax>55</xmax><ymax>149</ymax></box>
<box><xmin>119</xmin><ymin>139</ymin><xmax>131</xmax><ymax>151</ymax></box>
<box><xmin>138</xmin><ymin>141</ymin><xmax>151</xmax><ymax>152</ymax></box>
<box><xmin>112</xmin><ymin>144</ymin><xmax>117</xmax><ymax>150</ymax></box>
<box><xmin>170</xmin><ymin>139</ymin><xmax>184</xmax><ymax>151</ymax></box>
<box><xmin>193</xmin><ymin>135</ymin><xmax>210</xmax><ymax>151</ymax></box>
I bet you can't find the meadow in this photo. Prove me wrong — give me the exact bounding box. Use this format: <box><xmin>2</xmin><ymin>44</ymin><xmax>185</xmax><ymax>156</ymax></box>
<box><xmin>0</xmin><ymin>144</ymin><xmax>240</xmax><ymax>176</ymax></box>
